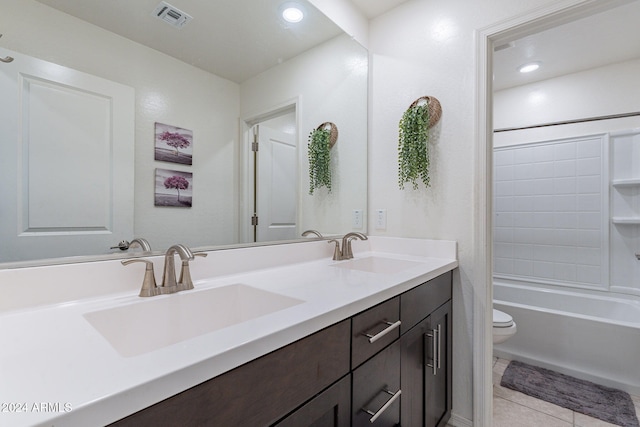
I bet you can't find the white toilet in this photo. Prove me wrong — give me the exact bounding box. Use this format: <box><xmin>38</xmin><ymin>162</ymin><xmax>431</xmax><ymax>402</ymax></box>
<box><xmin>493</xmin><ymin>309</ymin><xmax>517</xmax><ymax>344</ymax></box>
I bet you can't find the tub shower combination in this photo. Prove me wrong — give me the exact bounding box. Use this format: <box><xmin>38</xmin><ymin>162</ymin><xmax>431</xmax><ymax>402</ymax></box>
<box><xmin>494</xmin><ymin>280</ymin><xmax>640</xmax><ymax>395</ymax></box>
<box><xmin>493</xmin><ymin>129</ymin><xmax>640</xmax><ymax>395</ymax></box>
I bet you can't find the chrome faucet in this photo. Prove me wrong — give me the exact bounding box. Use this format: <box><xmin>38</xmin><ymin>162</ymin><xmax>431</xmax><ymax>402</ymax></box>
<box><xmin>302</xmin><ymin>229</ymin><xmax>323</xmax><ymax>238</ymax></box>
<box><xmin>121</xmin><ymin>258</ymin><xmax>159</xmax><ymax>297</ymax></box>
<box><xmin>178</xmin><ymin>252</ymin><xmax>208</xmax><ymax>291</ymax></box>
<box><xmin>328</xmin><ymin>232</ymin><xmax>368</xmax><ymax>260</ymax></box>
<box><xmin>122</xmin><ymin>244</ymin><xmax>206</xmax><ymax>297</ymax></box>
<box><xmin>160</xmin><ymin>244</ymin><xmax>194</xmax><ymax>294</ymax></box>
<box><xmin>342</xmin><ymin>232</ymin><xmax>368</xmax><ymax>259</ymax></box>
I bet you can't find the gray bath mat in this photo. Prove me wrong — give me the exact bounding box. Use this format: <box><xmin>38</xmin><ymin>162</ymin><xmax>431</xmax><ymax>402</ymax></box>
<box><xmin>501</xmin><ymin>360</ymin><xmax>639</xmax><ymax>427</ymax></box>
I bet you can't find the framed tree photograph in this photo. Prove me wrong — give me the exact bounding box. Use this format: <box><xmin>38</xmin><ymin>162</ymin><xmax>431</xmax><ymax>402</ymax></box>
<box><xmin>154</xmin><ymin>122</ymin><xmax>193</xmax><ymax>165</ymax></box>
<box><xmin>154</xmin><ymin>168</ymin><xmax>192</xmax><ymax>207</ymax></box>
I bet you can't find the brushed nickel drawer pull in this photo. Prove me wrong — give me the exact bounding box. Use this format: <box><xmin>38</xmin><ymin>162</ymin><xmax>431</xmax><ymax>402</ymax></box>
<box><xmin>436</xmin><ymin>323</ymin><xmax>442</xmax><ymax>369</ymax></box>
<box><xmin>362</xmin><ymin>388</ymin><xmax>402</xmax><ymax>423</ymax></box>
<box><xmin>426</xmin><ymin>329</ymin><xmax>437</xmax><ymax>375</ymax></box>
<box><xmin>363</xmin><ymin>320</ymin><xmax>402</xmax><ymax>343</ymax></box>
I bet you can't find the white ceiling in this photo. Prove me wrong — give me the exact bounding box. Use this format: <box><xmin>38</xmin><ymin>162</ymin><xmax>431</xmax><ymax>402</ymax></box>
<box><xmin>493</xmin><ymin>1</ymin><xmax>640</xmax><ymax>90</ymax></box>
<box><xmin>36</xmin><ymin>0</ymin><xmax>343</xmax><ymax>83</ymax></box>
<box><xmin>350</xmin><ymin>0</ymin><xmax>410</xmax><ymax>19</ymax></box>
<box><xmin>36</xmin><ymin>0</ymin><xmax>640</xmax><ymax>88</ymax></box>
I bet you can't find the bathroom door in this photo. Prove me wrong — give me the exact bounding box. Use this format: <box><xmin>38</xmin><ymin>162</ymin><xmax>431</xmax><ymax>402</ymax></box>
<box><xmin>255</xmin><ymin>125</ymin><xmax>297</xmax><ymax>242</ymax></box>
<box><xmin>0</xmin><ymin>47</ymin><xmax>135</xmax><ymax>262</ymax></box>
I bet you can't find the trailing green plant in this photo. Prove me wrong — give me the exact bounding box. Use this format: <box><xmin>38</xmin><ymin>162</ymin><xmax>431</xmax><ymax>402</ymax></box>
<box><xmin>398</xmin><ymin>102</ymin><xmax>431</xmax><ymax>190</ymax></box>
<box><xmin>308</xmin><ymin>128</ymin><xmax>332</xmax><ymax>194</ymax></box>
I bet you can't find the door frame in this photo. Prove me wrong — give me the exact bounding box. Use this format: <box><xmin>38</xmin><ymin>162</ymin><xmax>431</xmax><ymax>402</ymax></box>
<box><xmin>239</xmin><ymin>97</ymin><xmax>300</xmax><ymax>243</ymax></box>
<box><xmin>473</xmin><ymin>0</ymin><xmax>631</xmax><ymax>424</ymax></box>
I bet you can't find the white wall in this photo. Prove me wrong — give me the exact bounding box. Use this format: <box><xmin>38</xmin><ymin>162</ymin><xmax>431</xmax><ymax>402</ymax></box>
<box><xmin>0</xmin><ymin>0</ymin><xmax>240</xmax><ymax>252</ymax></box>
<box><xmin>494</xmin><ymin>58</ymin><xmax>640</xmax><ymax>146</ymax></box>
<box><xmin>368</xmin><ymin>0</ymin><xmax>559</xmax><ymax>423</ymax></box>
<box><xmin>241</xmin><ymin>34</ymin><xmax>368</xmax><ymax>237</ymax></box>
<box><xmin>308</xmin><ymin>0</ymin><xmax>369</xmax><ymax>48</ymax></box>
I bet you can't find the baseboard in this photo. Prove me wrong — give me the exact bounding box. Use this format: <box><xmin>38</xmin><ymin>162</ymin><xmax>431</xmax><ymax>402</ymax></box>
<box><xmin>447</xmin><ymin>411</ymin><xmax>474</xmax><ymax>427</ymax></box>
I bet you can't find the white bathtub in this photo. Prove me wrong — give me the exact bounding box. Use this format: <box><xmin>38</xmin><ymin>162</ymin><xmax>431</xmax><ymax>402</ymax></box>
<box><xmin>494</xmin><ymin>280</ymin><xmax>640</xmax><ymax>395</ymax></box>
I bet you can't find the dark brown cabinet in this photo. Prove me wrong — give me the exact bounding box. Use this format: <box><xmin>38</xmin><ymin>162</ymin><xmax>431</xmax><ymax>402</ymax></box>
<box><xmin>352</xmin><ymin>340</ymin><xmax>401</xmax><ymax>426</ymax></box>
<box><xmin>425</xmin><ymin>301</ymin><xmax>452</xmax><ymax>427</ymax></box>
<box><xmin>351</xmin><ymin>296</ymin><xmax>400</xmax><ymax>369</ymax></box>
<box><xmin>110</xmin><ymin>320</ymin><xmax>351</xmax><ymax>427</ymax></box>
<box><xmin>274</xmin><ymin>375</ymin><xmax>352</xmax><ymax>427</ymax></box>
<box><xmin>400</xmin><ymin>273</ymin><xmax>452</xmax><ymax>427</ymax></box>
<box><xmin>110</xmin><ymin>271</ymin><xmax>453</xmax><ymax>427</ymax></box>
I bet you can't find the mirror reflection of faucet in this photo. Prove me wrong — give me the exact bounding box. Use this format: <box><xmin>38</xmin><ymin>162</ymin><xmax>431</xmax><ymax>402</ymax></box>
<box><xmin>328</xmin><ymin>232</ymin><xmax>368</xmax><ymax>260</ymax></box>
<box><xmin>110</xmin><ymin>237</ymin><xmax>152</xmax><ymax>252</ymax></box>
<box><xmin>122</xmin><ymin>243</ymin><xmax>207</xmax><ymax>297</ymax></box>
<box><xmin>302</xmin><ymin>230</ymin><xmax>323</xmax><ymax>238</ymax></box>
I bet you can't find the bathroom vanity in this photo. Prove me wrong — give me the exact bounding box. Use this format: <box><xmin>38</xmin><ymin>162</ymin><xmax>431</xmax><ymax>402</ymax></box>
<box><xmin>0</xmin><ymin>237</ymin><xmax>457</xmax><ymax>427</ymax></box>
<box><xmin>111</xmin><ymin>271</ymin><xmax>452</xmax><ymax>427</ymax></box>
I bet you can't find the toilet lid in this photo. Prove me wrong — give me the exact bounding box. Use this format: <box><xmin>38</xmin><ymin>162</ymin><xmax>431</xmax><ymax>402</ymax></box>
<box><xmin>493</xmin><ymin>309</ymin><xmax>513</xmax><ymax>327</ymax></box>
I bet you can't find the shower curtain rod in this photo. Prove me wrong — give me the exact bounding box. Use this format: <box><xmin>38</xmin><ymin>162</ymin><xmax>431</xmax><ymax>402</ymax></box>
<box><xmin>494</xmin><ymin>111</ymin><xmax>640</xmax><ymax>133</ymax></box>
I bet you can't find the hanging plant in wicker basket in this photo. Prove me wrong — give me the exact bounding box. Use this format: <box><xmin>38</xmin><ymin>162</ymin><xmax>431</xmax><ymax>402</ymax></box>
<box><xmin>308</xmin><ymin>122</ymin><xmax>338</xmax><ymax>195</ymax></box>
<box><xmin>398</xmin><ymin>96</ymin><xmax>442</xmax><ymax>190</ymax></box>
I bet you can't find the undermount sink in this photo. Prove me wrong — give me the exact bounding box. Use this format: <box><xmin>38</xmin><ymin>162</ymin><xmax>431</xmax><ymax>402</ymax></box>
<box><xmin>332</xmin><ymin>256</ymin><xmax>423</xmax><ymax>274</ymax></box>
<box><xmin>84</xmin><ymin>284</ymin><xmax>304</xmax><ymax>357</ymax></box>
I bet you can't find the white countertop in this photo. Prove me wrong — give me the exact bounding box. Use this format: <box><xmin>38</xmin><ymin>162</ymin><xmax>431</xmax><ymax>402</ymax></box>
<box><xmin>0</xmin><ymin>237</ymin><xmax>457</xmax><ymax>426</ymax></box>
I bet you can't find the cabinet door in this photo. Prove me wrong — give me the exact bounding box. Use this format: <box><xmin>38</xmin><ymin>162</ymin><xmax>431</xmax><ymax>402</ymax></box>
<box><xmin>273</xmin><ymin>375</ymin><xmax>351</xmax><ymax>427</ymax></box>
<box><xmin>352</xmin><ymin>340</ymin><xmax>401</xmax><ymax>427</ymax></box>
<box><xmin>425</xmin><ymin>301</ymin><xmax>452</xmax><ymax>427</ymax></box>
<box><xmin>400</xmin><ymin>316</ymin><xmax>430</xmax><ymax>427</ymax></box>
<box><xmin>400</xmin><ymin>271</ymin><xmax>451</xmax><ymax>334</ymax></box>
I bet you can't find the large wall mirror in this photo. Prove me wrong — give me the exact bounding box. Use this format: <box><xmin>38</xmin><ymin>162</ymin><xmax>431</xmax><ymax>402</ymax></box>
<box><xmin>0</xmin><ymin>0</ymin><xmax>368</xmax><ymax>266</ymax></box>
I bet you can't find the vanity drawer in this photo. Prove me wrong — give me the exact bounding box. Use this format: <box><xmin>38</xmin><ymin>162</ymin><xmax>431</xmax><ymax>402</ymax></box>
<box><xmin>351</xmin><ymin>296</ymin><xmax>400</xmax><ymax>368</ymax></box>
<box><xmin>352</xmin><ymin>340</ymin><xmax>401</xmax><ymax>426</ymax></box>
<box><xmin>400</xmin><ymin>271</ymin><xmax>451</xmax><ymax>334</ymax></box>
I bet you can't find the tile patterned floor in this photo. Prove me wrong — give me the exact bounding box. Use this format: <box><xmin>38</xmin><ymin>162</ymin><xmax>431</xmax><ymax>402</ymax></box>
<box><xmin>493</xmin><ymin>358</ymin><xmax>640</xmax><ymax>427</ymax></box>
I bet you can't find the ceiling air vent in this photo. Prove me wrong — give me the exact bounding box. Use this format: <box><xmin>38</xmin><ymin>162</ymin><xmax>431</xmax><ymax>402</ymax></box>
<box><xmin>152</xmin><ymin>1</ymin><xmax>193</xmax><ymax>29</ymax></box>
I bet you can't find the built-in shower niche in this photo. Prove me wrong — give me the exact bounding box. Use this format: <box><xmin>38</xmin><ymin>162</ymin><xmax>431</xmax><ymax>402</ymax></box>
<box><xmin>610</xmin><ymin>129</ymin><xmax>640</xmax><ymax>295</ymax></box>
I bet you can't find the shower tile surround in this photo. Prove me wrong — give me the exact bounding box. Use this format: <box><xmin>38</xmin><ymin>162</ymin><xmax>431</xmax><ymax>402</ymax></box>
<box><xmin>494</xmin><ymin>128</ymin><xmax>640</xmax><ymax>297</ymax></box>
<box><xmin>609</xmin><ymin>129</ymin><xmax>640</xmax><ymax>293</ymax></box>
<box><xmin>494</xmin><ymin>134</ymin><xmax>606</xmax><ymax>287</ymax></box>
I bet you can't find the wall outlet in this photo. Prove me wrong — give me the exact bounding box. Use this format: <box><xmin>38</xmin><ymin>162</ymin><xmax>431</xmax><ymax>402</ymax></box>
<box><xmin>352</xmin><ymin>209</ymin><xmax>363</xmax><ymax>229</ymax></box>
<box><xmin>375</xmin><ymin>209</ymin><xmax>387</xmax><ymax>230</ymax></box>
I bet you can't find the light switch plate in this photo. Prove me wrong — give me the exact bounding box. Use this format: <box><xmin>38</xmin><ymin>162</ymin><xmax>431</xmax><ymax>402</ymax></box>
<box><xmin>375</xmin><ymin>209</ymin><xmax>387</xmax><ymax>230</ymax></box>
<box><xmin>352</xmin><ymin>209</ymin><xmax>363</xmax><ymax>229</ymax></box>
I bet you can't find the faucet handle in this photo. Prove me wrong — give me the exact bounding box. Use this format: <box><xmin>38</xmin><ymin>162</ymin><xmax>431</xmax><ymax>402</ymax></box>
<box><xmin>122</xmin><ymin>258</ymin><xmax>159</xmax><ymax>297</ymax></box>
<box><xmin>328</xmin><ymin>239</ymin><xmax>343</xmax><ymax>261</ymax></box>
<box><xmin>178</xmin><ymin>252</ymin><xmax>208</xmax><ymax>291</ymax></box>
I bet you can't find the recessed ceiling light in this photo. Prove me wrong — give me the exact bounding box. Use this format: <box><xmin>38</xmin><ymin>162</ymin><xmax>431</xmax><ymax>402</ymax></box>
<box><xmin>282</xmin><ymin>6</ymin><xmax>304</xmax><ymax>23</ymax></box>
<box><xmin>518</xmin><ymin>62</ymin><xmax>541</xmax><ymax>73</ymax></box>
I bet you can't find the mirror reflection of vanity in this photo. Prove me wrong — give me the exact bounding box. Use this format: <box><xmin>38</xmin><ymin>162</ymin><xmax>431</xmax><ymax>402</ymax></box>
<box><xmin>0</xmin><ymin>0</ymin><xmax>368</xmax><ymax>266</ymax></box>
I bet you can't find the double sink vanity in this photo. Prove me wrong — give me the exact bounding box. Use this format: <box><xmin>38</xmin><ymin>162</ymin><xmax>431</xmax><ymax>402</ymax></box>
<box><xmin>0</xmin><ymin>236</ymin><xmax>457</xmax><ymax>427</ymax></box>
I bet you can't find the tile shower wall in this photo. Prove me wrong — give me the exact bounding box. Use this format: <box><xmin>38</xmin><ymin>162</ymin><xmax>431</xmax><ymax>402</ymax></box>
<box><xmin>493</xmin><ymin>135</ymin><xmax>607</xmax><ymax>288</ymax></box>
